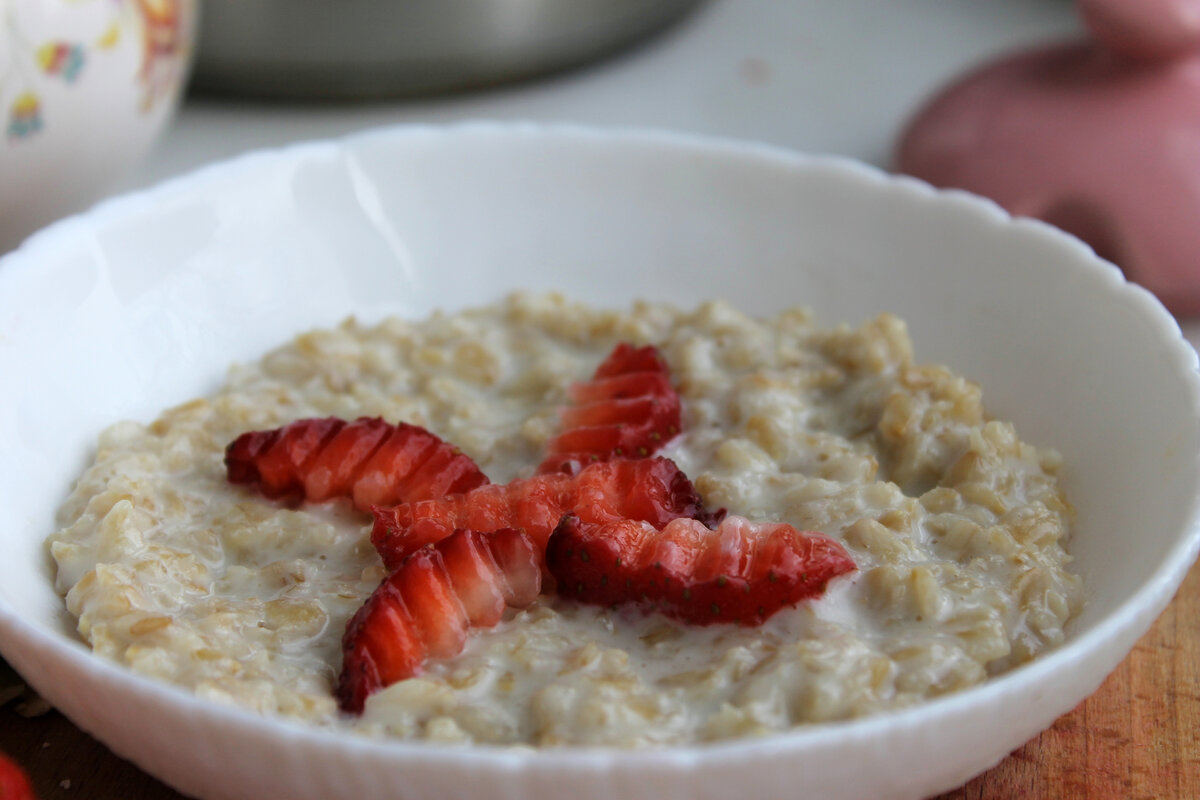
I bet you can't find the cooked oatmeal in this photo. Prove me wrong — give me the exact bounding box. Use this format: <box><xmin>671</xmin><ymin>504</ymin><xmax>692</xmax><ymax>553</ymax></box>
<box><xmin>47</xmin><ymin>293</ymin><xmax>1082</xmax><ymax>745</ymax></box>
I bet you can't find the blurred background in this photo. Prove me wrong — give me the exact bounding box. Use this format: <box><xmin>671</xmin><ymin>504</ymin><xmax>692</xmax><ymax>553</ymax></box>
<box><xmin>127</xmin><ymin>0</ymin><xmax>1083</xmax><ymax>188</ymax></box>
<box><xmin>1</xmin><ymin>0</ymin><xmax>1084</xmax><ymax>256</ymax></box>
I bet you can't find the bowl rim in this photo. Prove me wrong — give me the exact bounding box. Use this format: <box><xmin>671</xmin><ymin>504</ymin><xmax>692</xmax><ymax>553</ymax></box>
<box><xmin>1</xmin><ymin>120</ymin><xmax>1199</xmax><ymax>771</ymax></box>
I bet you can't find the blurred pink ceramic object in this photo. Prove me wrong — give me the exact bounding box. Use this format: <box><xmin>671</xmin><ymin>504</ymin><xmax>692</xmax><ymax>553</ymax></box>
<box><xmin>896</xmin><ymin>0</ymin><xmax>1200</xmax><ymax>316</ymax></box>
<box><xmin>0</xmin><ymin>0</ymin><xmax>196</xmax><ymax>253</ymax></box>
<box><xmin>1078</xmin><ymin>0</ymin><xmax>1200</xmax><ymax>60</ymax></box>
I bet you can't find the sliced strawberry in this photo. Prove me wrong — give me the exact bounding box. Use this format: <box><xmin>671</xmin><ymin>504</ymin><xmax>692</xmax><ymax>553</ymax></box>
<box><xmin>226</xmin><ymin>417</ymin><xmax>341</xmax><ymax>497</ymax></box>
<box><xmin>394</xmin><ymin>549</ymin><xmax>470</xmax><ymax>659</ymax></box>
<box><xmin>568</xmin><ymin>372</ymin><xmax>672</xmax><ymax>405</ymax></box>
<box><xmin>546</xmin><ymin>515</ymin><xmax>856</xmax><ymax>626</ymax></box>
<box><xmin>436</xmin><ymin>531</ymin><xmax>508</xmax><ymax>627</ymax></box>
<box><xmin>593</xmin><ymin>341</ymin><xmax>671</xmax><ymax>378</ymax></box>
<box><xmin>371</xmin><ymin>476</ymin><xmax>567</xmax><ymax>570</ymax></box>
<box><xmin>400</xmin><ymin>445</ymin><xmax>488</xmax><ymax>502</ymax></box>
<box><xmin>571</xmin><ymin>454</ymin><xmax>721</xmax><ymax>529</ymax></box>
<box><xmin>336</xmin><ymin>528</ymin><xmax>541</xmax><ymax>713</ymax></box>
<box><xmin>352</xmin><ymin>427</ymin><xmax>438</xmax><ymax>508</ymax></box>
<box><xmin>537</xmin><ymin>343</ymin><xmax>682</xmax><ymax>475</ymax></box>
<box><xmin>225</xmin><ymin>417</ymin><xmax>489</xmax><ymax>512</ymax></box>
<box><xmin>485</xmin><ymin>528</ymin><xmax>543</xmax><ymax>607</ymax></box>
<box><xmin>560</xmin><ymin>393</ymin><xmax>664</xmax><ymax>429</ymax></box>
<box><xmin>303</xmin><ymin>417</ymin><xmax>392</xmax><ymax>502</ymax></box>
<box><xmin>371</xmin><ymin>456</ymin><xmax>713</xmax><ymax>571</ymax></box>
<box><xmin>336</xmin><ymin>578</ymin><xmax>425</xmax><ymax>714</ymax></box>
<box><xmin>0</xmin><ymin>750</ymin><xmax>37</xmax><ymax>800</ymax></box>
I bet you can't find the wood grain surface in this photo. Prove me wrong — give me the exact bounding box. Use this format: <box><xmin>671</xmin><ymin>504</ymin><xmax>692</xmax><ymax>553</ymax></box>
<box><xmin>3</xmin><ymin>559</ymin><xmax>1197</xmax><ymax>800</ymax></box>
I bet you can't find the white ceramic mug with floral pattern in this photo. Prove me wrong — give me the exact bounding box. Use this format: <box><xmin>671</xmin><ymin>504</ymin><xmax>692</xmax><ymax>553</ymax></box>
<box><xmin>0</xmin><ymin>0</ymin><xmax>195</xmax><ymax>253</ymax></box>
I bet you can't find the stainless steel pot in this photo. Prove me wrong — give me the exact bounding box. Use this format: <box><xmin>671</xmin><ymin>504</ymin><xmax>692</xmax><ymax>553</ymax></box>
<box><xmin>193</xmin><ymin>0</ymin><xmax>703</xmax><ymax>100</ymax></box>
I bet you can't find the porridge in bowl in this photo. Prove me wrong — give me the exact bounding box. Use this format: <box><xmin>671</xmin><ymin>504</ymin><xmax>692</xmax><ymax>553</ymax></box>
<box><xmin>46</xmin><ymin>293</ymin><xmax>1082</xmax><ymax>746</ymax></box>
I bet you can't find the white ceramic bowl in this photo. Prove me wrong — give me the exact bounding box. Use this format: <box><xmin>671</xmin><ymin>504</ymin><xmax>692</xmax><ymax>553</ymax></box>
<box><xmin>0</xmin><ymin>124</ymin><xmax>1197</xmax><ymax>800</ymax></box>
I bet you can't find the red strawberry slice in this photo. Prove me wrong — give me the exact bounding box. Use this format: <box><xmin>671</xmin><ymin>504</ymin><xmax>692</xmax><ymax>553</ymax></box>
<box><xmin>398</xmin><ymin>444</ymin><xmax>487</xmax><ymax>504</ymax></box>
<box><xmin>225</xmin><ymin>417</ymin><xmax>489</xmax><ymax>511</ymax></box>
<box><xmin>546</xmin><ymin>515</ymin><xmax>856</xmax><ymax>626</ymax></box>
<box><xmin>337</xmin><ymin>528</ymin><xmax>540</xmax><ymax>713</ymax></box>
<box><xmin>0</xmin><ymin>751</ymin><xmax>35</xmax><ymax>800</ymax></box>
<box><xmin>568</xmin><ymin>372</ymin><xmax>672</xmax><ymax>406</ymax></box>
<box><xmin>436</xmin><ymin>530</ymin><xmax>508</xmax><ymax>627</ymax></box>
<box><xmin>394</xmin><ymin>549</ymin><xmax>470</xmax><ymax>660</ymax></box>
<box><xmin>353</xmin><ymin>425</ymin><xmax>439</xmax><ymax>507</ymax></box>
<box><xmin>371</xmin><ymin>457</ymin><xmax>715</xmax><ymax>571</ymax></box>
<box><xmin>537</xmin><ymin>343</ymin><xmax>682</xmax><ymax>475</ymax></box>
<box><xmin>372</xmin><ymin>477</ymin><xmax>570</xmax><ymax>568</ymax></box>
<box><xmin>593</xmin><ymin>342</ymin><xmax>671</xmax><ymax>378</ymax></box>
<box><xmin>303</xmin><ymin>417</ymin><xmax>393</xmax><ymax>502</ymax></box>
<box><xmin>227</xmin><ymin>416</ymin><xmax>341</xmax><ymax>492</ymax></box>
<box><xmin>570</xmin><ymin>453</ymin><xmax>721</xmax><ymax>528</ymax></box>
<box><xmin>560</xmin><ymin>394</ymin><xmax>664</xmax><ymax>429</ymax></box>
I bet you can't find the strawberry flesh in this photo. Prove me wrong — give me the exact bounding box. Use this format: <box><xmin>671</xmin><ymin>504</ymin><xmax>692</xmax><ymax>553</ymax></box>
<box><xmin>593</xmin><ymin>342</ymin><xmax>671</xmax><ymax>378</ymax></box>
<box><xmin>303</xmin><ymin>417</ymin><xmax>392</xmax><ymax>502</ymax></box>
<box><xmin>436</xmin><ymin>531</ymin><xmax>508</xmax><ymax>627</ymax></box>
<box><xmin>485</xmin><ymin>528</ymin><xmax>543</xmax><ymax>607</ymax></box>
<box><xmin>352</xmin><ymin>427</ymin><xmax>438</xmax><ymax>508</ymax></box>
<box><xmin>394</xmin><ymin>549</ymin><xmax>470</xmax><ymax>659</ymax></box>
<box><xmin>370</xmin><ymin>456</ymin><xmax>714</xmax><ymax>571</ymax></box>
<box><xmin>0</xmin><ymin>751</ymin><xmax>35</xmax><ymax>800</ymax></box>
<box><xmin>546</xmin><ymin>515</ymin><xmax>856</xmax><ymax>625</ymax></box>
<box><xmin>337</xmin><ymin>527</ymin><xmax>541</xmax><ymax>714</ymax></box>
<box><xmin>225</xmin><ymin>416</ymin><xmax>489</xmax><ymax>512</ymax></box>
<box><xmin>538</xmin><ymin>343</ymin><xmax>681</xmax><ymax>475</ymax></box>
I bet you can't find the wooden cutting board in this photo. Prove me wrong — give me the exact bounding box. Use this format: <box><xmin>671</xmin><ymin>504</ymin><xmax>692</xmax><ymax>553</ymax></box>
<box><xmin>3</xmin><ymin>559</ymin><xmax>1198</xmax><ymax>800</ymax></box>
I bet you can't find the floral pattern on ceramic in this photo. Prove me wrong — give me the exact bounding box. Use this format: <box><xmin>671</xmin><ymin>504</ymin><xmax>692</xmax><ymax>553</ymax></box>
<box><xmin>1</xmin><ymin>0</ymin><xmax>191</xmax><ymax>141</ymax></box>
<box><xmin>0</xmin><ymin>0</ymin><xmax>194</xmax><ymax>252</ymax></box>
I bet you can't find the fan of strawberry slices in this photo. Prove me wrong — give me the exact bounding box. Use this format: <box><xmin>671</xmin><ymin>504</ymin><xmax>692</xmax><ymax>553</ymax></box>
<box><xmin>537</xmin><ymin>342</ymin><xmax>682</xmax><ymax>475</ymax></box>
<box><xmin>224</xmin><ymin>341</ymin><xmax>856</xmax><ymax>714</ymax></box>
<box><xmin>337</xmin><ymin>527</ymin><xmax>542</xmax><ymax>714</ymax></box>
<box><xmin>225</xmin><ymin>416</ymin><xmax>490</xmax><ymax>511</ymax></box>
<box><xmin>547</xmin><ymin>514</ymin><xmax>856</xmax><ymax>625</ymax></box>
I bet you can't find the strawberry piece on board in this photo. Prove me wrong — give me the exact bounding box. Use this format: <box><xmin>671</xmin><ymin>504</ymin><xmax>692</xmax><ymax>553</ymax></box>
<box><xmin>370</xmin><ymin>456</ymin><xmax>715</xmax><ymax>571</ymax></box>
<box><xmin>0</xmin><ymin>751</ymin><xmax>36</xmax><ymax>800</ymax></box>
<box><xmin>224</xmin><ymin>416</ymin><xmax>488</xmax><ymax>511</ymax></box>
<box><xmin>545</xmin><ymin>514</ymin><xmax>856</xmax><ymax>626</ymax></box>
<box><xmin>336</xmin><ymin>527</ymin><xmax>540</xmax><ymax>714</ymax></box>
<box><xmin>538</xmin><ymin>343</ymin><xmax>682</xmax><ymax>475</ymax></box>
